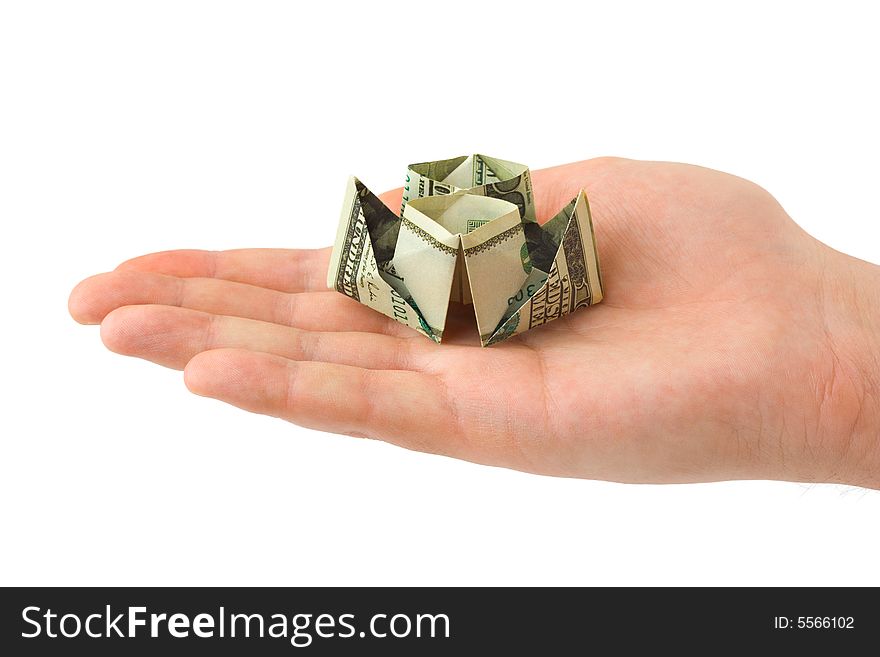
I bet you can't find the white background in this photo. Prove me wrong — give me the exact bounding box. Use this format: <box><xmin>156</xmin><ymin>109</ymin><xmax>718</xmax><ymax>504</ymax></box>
<box><xmin>1</xmin><ymin>1</ymin><xmax>878</xmax><ymax>586</ymax></box>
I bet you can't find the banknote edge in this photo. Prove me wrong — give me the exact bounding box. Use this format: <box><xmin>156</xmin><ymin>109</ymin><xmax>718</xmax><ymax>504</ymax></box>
<box><xmin>576</xmin><ymin>189</ymin><xmax>604</xmax><ymax>304</ymax></box>
<box><xmin>326</xmin><ymin>176</ymin><xmax>360</xmax><ymax>291</ymax></box>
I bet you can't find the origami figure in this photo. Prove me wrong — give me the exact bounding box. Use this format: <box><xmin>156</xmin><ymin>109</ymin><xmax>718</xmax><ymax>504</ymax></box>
<box><xmin>328</xmin><ymin>155</ymin><xmax>603</xmax><ymax>346</ymax></box>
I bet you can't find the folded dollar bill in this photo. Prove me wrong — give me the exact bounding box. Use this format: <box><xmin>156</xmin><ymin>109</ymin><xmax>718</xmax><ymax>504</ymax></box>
<box><xmin>327</xmin><ymin>154</ymin><xmax>603</xmax><ymax>346</ymax></box>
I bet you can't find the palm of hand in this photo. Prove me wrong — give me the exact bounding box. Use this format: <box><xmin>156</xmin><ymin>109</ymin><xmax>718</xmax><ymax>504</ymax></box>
<box><xmin>70</xmin><ymin>158</ymin><xmax>843</xmax><ymax>483</ymax></box>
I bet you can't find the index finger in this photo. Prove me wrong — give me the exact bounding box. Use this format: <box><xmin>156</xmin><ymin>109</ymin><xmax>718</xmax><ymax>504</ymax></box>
<box><xmin>117</xmin><ymin>247</ymin><xmax>331</xmax><ymax>293</ymax></box>
<box><xmin>118</xmin><ymin>189</ymin><xmax>405</xmax><ymax>293</ymax></box>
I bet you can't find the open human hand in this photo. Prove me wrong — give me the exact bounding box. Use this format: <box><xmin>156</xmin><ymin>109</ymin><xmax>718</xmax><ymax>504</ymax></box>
<box><xmin>69</xmin><ymin>158</ymin><xmax>880</xmax><ymax>488</ymax></box>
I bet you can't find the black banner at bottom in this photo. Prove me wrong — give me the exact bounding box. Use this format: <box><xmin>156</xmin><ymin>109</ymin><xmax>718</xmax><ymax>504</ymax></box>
<box><xmin>1</xmin><ymin>587</ymin><xmax>875</xmax><ymax>654</ymax></box>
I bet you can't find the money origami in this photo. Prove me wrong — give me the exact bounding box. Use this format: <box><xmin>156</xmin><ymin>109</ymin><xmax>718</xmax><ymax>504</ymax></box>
<box><xmin>327</xmin><ymin>155</ymin><xmax>604</xmax><ymax>346</ymax></box>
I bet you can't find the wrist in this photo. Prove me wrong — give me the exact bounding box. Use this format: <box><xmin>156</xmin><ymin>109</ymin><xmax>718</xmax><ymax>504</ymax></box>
<box><xmin>814</xmin><ymin>247</ymin><xmax>880</xmax><ymax>488</ymax></box>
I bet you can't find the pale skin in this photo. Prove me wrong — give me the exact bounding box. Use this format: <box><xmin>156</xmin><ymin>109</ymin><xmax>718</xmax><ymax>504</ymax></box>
<box><xmin>68</xmin><ymin>158</ymin><xmax>880</xmax><ymax>488</ymax></box>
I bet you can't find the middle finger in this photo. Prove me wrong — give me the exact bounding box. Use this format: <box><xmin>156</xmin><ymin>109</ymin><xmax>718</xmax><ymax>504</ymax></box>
<box><xmin>70</xmin><ymin>270</ymin><xmax>409</xmax><ymax>335</ymax></box>
<box><xmin>100</xmin><ymin>304</ymin><xmax>426</xmax><ymax>370</ymax></box>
